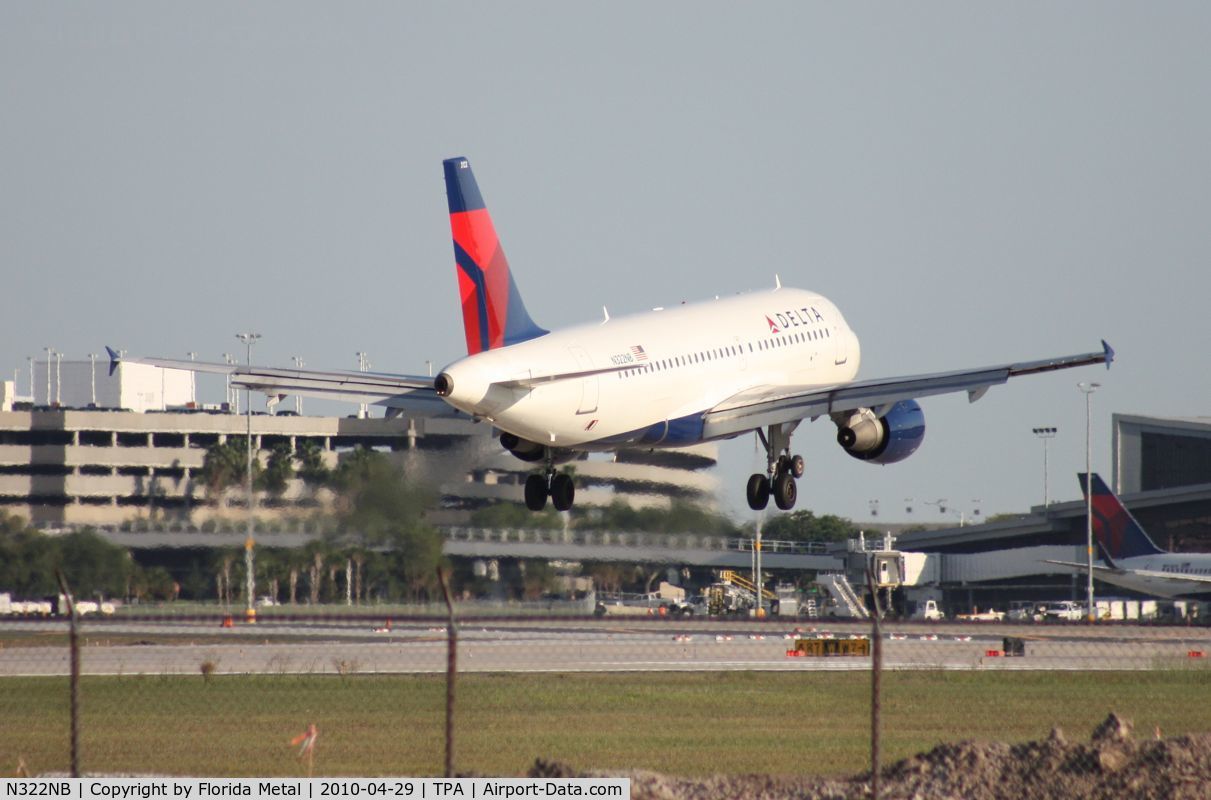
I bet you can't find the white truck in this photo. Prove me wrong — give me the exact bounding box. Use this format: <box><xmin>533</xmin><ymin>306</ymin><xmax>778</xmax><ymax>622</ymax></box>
<box><xmin>1041</xmin><ymin>601</ymin><xmax>1085</xmax><ymax>621</ymax></box>
<box><xmin>910</xmin><ymin>599</ymin><xmax>944</xmax><ymax>621</ymax></box>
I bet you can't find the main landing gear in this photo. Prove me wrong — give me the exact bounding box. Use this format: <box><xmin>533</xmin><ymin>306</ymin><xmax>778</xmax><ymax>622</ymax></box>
<box><xmin>524</xmin><ymin>467</ymin><xmax>575</xmax><ymax>512</ymax></box>
<box><xmin>746</xmin><ymin>424</ymin><xmax>804</xmax><ymax>511</ymax></box>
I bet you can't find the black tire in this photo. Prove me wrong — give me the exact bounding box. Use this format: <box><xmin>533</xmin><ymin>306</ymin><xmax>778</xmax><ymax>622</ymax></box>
<box><xmin>524</xmin><ymin>473</ymin><xmax>549</xmax><ymax>511</ymax></box>
<box><xmin>746</xmin><ymin>474</ymin><xmax>770</xmax><ymax>510</ymax></box>
<box><xmin>551</xmin><ymin>473</ymin><xmax>575</xmax><ymax>511</ymax></box>
<box><xmin>790</xmin><ymin>454</ymin><xmax>805</xmax><ymax>479</ymax></box>
<box><xmin>774</xmin><ymin>472</ymin><xmax>797</xmax><ymax>510</ymax></box>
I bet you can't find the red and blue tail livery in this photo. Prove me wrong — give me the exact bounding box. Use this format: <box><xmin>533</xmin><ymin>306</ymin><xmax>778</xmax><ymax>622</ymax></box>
<box><xmin>444</xmin><ymin>157</ymin><xmax>547</xmax><ymax>355</ymax></box>
<box><xmin>1078</xmin><ymin>473</ymin><xmax>1164</xmax><ymax>561</ymax></box>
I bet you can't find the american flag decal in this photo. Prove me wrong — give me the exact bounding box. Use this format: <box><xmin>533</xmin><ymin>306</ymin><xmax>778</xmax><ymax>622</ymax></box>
<box><xmin>630</xmin><ymin>345</ymin><xmax>649</xmax><ymax>362</ymax></box>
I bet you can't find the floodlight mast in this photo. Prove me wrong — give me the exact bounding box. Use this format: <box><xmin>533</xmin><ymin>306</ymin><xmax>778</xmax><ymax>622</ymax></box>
<box><xmin>1078</xmin><ymin>382</ymin><xmax>1101</xmax><ymax>624</ymax></box>
<box><xmin>237</xmin><ymin>332</ymin><xmax>262</xmax><ymax>619</ymax></box>
<box><xmin>1032</xmin><ymin>427</ymin><xmax>1058</xmax><ymax>508</ymax></box>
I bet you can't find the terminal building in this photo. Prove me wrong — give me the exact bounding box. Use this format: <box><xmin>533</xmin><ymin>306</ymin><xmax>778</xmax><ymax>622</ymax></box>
<box><xmin>0</xmin><ymin>359</ymin><xmax>720</xmax><ymax>528</ymax></box>
<box><xmin>884</xmin><ymin>413</ymin><xmax>1211</xmax><ymax>614</ymax></box>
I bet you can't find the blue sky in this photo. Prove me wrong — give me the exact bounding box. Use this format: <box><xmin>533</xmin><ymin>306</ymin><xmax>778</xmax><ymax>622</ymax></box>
<box><xmin>2</xmin><ymin>3</ymin><xmax>1208</xmax><ymax>523</ymax></box>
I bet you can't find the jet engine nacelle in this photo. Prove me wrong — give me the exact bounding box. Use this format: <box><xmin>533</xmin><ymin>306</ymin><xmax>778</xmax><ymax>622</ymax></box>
<box><xmin>498</xmin><ymin>432</ymin><xmax>576</xmax><ymax>465</ymax></box>
<box><xmin>499</xmin><ymin>432</ymin><xmax>546</xmax><ymax>462</ymax></box>
<box><xmin>835</xmin><ymin>400</ymin><xmax>925</xmax><ymax>464</ymax></box>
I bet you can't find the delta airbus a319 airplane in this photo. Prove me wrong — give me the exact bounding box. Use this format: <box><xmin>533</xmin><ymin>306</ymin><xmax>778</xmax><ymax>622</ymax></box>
<box><xmin>113</xmin><ymin>157</ymin><xmax>1114</xmax><ymax>513</ymax></box>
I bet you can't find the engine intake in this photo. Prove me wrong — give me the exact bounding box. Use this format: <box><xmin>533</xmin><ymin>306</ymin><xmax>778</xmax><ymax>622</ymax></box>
<box><xmin>835</xmin><ymin>400</ymin><xmax>925</xmax><ymax>465</ymax></box>
<box><xmin>499</xmin><ymin>432</ymin><xmax>546</xmax><ymax>462</ymax></box>
<box><xmin>434</xmin><ymin>372</ymin><xmax>454</xmax><ymax>397</ymax></box>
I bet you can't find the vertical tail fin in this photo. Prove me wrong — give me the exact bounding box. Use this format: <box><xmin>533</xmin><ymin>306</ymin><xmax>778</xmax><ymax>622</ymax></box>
<box><xmin>1078</xmin><ymin>473</ymin><xmax>1165</xmax><ymax>559</ymax></box>
<box><xmin>443</xmin><ymin>157</ymin><xmax>547</xmax><ymax>355</ymax></box>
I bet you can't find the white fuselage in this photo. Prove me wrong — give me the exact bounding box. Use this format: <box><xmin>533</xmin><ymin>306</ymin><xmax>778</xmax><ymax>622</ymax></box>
<box><xmin>1096</xmin><ymin>554</ymin><xmax>1211</xmax><ymax>599</ymax></box>
<box><xmin>438</xmin><ymin>288</ymin><xmax>861</xmax><ymax>449</ymax></box>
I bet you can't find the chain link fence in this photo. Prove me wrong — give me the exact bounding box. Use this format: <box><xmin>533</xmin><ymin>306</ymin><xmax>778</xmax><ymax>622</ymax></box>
<box><xmin>3</xmin><ymin>590</ymin><xmax>1210</xmax><ymax>798</ymax></box>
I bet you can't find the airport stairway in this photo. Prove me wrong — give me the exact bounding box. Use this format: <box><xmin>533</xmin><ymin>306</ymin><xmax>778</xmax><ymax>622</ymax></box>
<box><xmin>816</xmin><ymin>573</ymin><xmax>870</xmax><ymax>619</ymax></box>
<box><xmin>719</xmin><ymin>570</ymin><xmax>777</xmax><ymax>601</ymax></box>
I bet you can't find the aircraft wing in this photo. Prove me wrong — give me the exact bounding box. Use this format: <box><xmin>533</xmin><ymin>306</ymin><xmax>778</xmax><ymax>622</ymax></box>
<box><xmin>1044</xmin><ymin>559</ymin><xmax>1211</xmax><ymax>586</ymax></box>
<box><xmin>701</xmin><ymin>341</ymin><xmax>1113</xmax><ymax>439</ymax></box>
<box><xmin>1043</xmin><ymin>559</ymin><xmax>1128</xmax><ymax>576</ymax></box>
<box><xmin>108</xmin><ymin>349</ymin><xmax>455</xmax><ymax>416</ymax></box>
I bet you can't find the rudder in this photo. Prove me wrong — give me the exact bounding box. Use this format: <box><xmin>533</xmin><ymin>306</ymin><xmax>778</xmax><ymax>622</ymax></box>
<box><xmin>1078</xmin><ymin>473</ymin><xmax>1164</xmax><ymax>559</ymax></box>
<box><xmin>444</xmin><ymin>157</ymin><xmax>547</xmax><ymax>355</ymax></box>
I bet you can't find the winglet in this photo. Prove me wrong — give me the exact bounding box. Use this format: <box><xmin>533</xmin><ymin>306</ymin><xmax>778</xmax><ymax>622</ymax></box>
<box><xmin>1102</xmin><ymin>339</ymin><xmax>1114</xmax><ymax>370</ymax></box>
<box><xmin>105</xmin><ymin>346</ymin><xmax>120</xmax><ymax>377</ymax></box>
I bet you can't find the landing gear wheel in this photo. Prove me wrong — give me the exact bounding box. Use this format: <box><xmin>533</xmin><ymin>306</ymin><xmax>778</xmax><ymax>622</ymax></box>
<box><xmin>790</xmin><ymin>454</ymin><xmax>805</xmax><ymax>479</ymax></box>
<box><xmin>550</xmin><ymin>473</ymin><xmax>575</xmax><ymax>511</ymax></box>
<box><xmin>746</xmin><ymin>474</ymin><xmax>771</xmax><ymax>511</ymax></box>
<box><xmin>524</xmin><ymin>474</ymin><xmax>548</xmax><ymax>511</ymax></box>
<box><xmin>773</xmin><ymin>472</ymin><xmax>797</xmax><ymax>510</ymax></box>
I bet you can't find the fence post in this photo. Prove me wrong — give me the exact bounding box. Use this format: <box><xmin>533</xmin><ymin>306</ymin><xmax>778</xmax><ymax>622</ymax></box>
<box><xmin>866</xmin><ymin>566</ymin><xmax>883</xmax><ymax>800</ymax></box>
<box><xmin>55</xmin><ymin>570</ymin><xmax>80</xmax><ymax>778</ymax></box>
<box><xmin>437</xmin><ymin>566</ymin><xmax>458</xmax><ymax>778</ymax></box>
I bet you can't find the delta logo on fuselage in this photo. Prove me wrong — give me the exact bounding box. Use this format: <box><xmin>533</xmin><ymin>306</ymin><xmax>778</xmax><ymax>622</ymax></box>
<box><xmin>766</xmin><ymin>306</ymin><xmax>825</xmax><ymax>334</ymax></box>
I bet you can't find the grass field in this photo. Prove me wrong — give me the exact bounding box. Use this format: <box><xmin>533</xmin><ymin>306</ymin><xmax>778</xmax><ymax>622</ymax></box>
<box><xmin>3</xmin><ymin>670</ymin><xmax>1209</xmax><ymax>778</ymax></box>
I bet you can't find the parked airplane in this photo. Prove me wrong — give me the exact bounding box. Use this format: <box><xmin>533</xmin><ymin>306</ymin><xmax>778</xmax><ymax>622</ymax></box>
<box><xmin>1046</xmin><ymin>474</ymin><xmax>1211</xmax><ymax>598</ymax></box>
<box><xmin>111</xmin><ymin>157</ymin><xmax>1113</xmax><ymax>512</ymax></box>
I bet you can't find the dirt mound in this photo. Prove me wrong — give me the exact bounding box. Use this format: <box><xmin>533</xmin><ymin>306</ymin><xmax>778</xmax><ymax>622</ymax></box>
<box><xmin>530</xmin><ymin>713</ymin><xmax>1211</xmax><ymax>800</ymax></box>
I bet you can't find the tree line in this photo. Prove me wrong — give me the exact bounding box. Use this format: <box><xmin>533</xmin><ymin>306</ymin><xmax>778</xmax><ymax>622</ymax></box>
<box><xmin>1</xmin><ymin>444</ymin><xmax>863</xmax><ymax>605</ymax></box>
<box><xmin>0</xmin><ymin>447</ymin><xmax>446</xmax><ymax>604</ymax></box>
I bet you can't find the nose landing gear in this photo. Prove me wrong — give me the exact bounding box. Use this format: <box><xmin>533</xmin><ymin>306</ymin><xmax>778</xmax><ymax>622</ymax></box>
<box><xmin>746</xmin><ymin>425</ymin><xmax>803</xmax><ymax>511</ymax></box>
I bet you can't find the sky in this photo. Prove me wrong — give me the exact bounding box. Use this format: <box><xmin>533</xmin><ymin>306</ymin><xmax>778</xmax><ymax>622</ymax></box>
<box><xmin>2</xmin><ymin>3</ymin><xmax>1208</xmax><ymax>525</ymax></box>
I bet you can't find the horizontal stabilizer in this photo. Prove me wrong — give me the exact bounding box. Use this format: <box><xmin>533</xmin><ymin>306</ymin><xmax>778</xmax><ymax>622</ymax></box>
<box><xmin>109</xmin><ymin>353</ymin><xmax>455</xmax><ymax>416</ymax></box>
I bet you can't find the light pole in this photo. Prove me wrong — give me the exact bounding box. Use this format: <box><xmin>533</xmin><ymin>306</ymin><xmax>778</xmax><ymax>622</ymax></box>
<box><xmin>960</xmin><ymin>500</ymin><xmax>982</xmax><ymax>528</ymax></box>
<box><xmin>356</xmin><ymin>352</ymin><xmax>370</xmax><ymax>418</ymax></box>
<box><xmin>87</xmin><ymin>354</ymin><xmax>97</xmax><ymax>407</ymax></box>
<box><xmin>236</xmin><ymin>332</ymin><xmax>261</xmax><ymax>620</ymax></box>
<box><xmin>923</xmin><ymin>499</ymin><xmax>948</xmax><ymax>518</ymax></box>
<box><xmin>222</xmin><ymin>354</ymin><xmax>235</xmax><ymax>411</ymax></box>
<box><xmin>753</xmin><ymin>512</ymin><xmax>764</xmax><ymax>618</ymax></box>
<box><xmin>27</xmin><ymin>357</ymin><xmax>33</xmax><ymax>403</ymax></box>
<box><xmin>1032</xmin><ymin>427</ymin><xmax>1058</xmax><ymax>508</ymax></box>
<box><xmin>55</xmin><ymin>352</ymin><xmax>62</xmax><ymax>407</ymax></box>
<box><xmin>1079</xmin><ymin>382</ymin><xmax>1101</xmax><ymax>623</ymax></box>
<box><xmin>187</xmin><ymin>352</ymin><xmax>197</xmax><ymax>406</ymax></box>
<box><xmin>291</xmin><ymin>356</ymin><xmax>304</xmax><ymax>414</ymax></box>
<box><xmin>42</xmin><ymin>347</ymin><xmax>54</xmax><ymax>407</ymax></box>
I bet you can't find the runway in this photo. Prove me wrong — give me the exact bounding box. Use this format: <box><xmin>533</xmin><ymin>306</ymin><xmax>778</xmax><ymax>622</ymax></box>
<box><xmin>2</xmin><ymin>617</ymin><xmax>1208</xmax><ymax>677</ymax></box>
